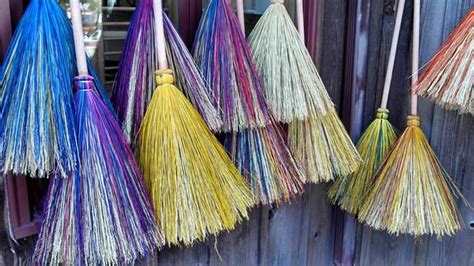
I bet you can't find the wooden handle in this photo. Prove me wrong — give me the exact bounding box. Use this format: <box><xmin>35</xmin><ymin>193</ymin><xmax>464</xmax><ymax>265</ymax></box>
<box><xmin>296</xmin><ymin>0</ymin><xmax>305</xmax><ymax>42</ymax></box>
<box><xmin>236</xmin><ymin>0</ymin><xmax>245</xmax><ymax>32</ymax></box>
<box><xmin>411</xmin><ymin>0</ymin><xmax>420</xmax><ymax>115</ymax></box>
<box><xmin>380</xmin><ymin>0</ymin><xmax>406</xmax><ymax>109</ymax></box>
<box><xmin>70</xmin><ymin>0</ymin><xmax>88</xmax><ymax>76</ymax></box>
<box><xmin>152</xmin><ymin>0</ymin><xmax>168</xmax><ymax>70</ymax></box>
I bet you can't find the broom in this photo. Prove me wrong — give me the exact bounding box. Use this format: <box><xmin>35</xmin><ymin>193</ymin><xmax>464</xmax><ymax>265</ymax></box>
<box><xmin>358</xmin><ymin>0</ymin><xmax>465</xmax><ymax>237</ymax></box>
<box><xmin>327</xmin><ymin>0</ymin><xmax>404</xmax><ymax>214</ymax></box>
<box><xmin>33</xmin><ymin>0</ymin><xmax>163</xmax><ymax>263</ymax></box>
<box><xmin>282</xmin><ymin>0</ymin><xmax>361</xmax><ymax>183</ymax></box>
<box><xmin>193</xmin><ymin>0</ymin><xmax>305</xmax><ymax>204</ymax></box>
<box><xmin>192</xmin><ymin>0</ymin><xmax>273</xmax><ymax>133</ymax></box>
<box><xmin>412</xmin><ymin>9</ymin><xmax>473</xmax><ymax>115</ymax></box>
<box><xmin>0</xmin><ymin>0</ymin><xmax>113</xmax><ymax>178</ymax></box>
<box><xmin>248</xmin><ymin>0</ymin><xmax>326</xmax><ymax>123</ymax></box>
<box><xmin>111</xmin><ymin>0</ymin><xmax>221</xmax><ymax>144</ymax></box>
<box><xmin>138</xmin><ymin>0</ymin><xmax>253</xmax><ymax>246</ymax></box>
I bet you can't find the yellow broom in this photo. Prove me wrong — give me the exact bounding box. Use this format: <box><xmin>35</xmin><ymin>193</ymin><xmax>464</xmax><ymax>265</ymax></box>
<box><xmin>138</xmin><ymin>0</ymin><xmax>253</xmax><ymax>246</ymax></box>
<box><xmin>285</xmin><ymin>0</ymin><xmax>361</xmax><ymax>183</ymax></box>
<box><xmin>328</xmin><ymin>0</ymin><xmax>404</xmax><ymax>214</ymax></box>
<box><xmin>358</xmin><ymin>0</ymin><xmax>465</xmax><ymax>237</ymax></box>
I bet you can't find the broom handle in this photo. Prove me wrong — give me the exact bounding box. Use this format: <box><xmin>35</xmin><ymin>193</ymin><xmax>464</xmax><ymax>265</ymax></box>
<box><xmin>153</xmin><ymin>0</ymin><xmax>168</xmax><ymax>70</ymax></box>
<box><xmin>296</xmin><ymin>0</ymin><xmax>305</xmax><ymax>42</ymax></box>
<box><xmin>70</xmin><ymin>0</ymin><xmax>88</xmax><ymax>76</ymax></box>
<box><xmin>380</xmin><ymin>0</ymin><xmax>405</xmax><ymax>109</ymax></box>
<box><xmin>411</xmin><ymin>0</ymin><xmax>420</xmax><ymax>115</ymax></box>
<box><xmin>236</xmin><ymin>0</ymin><xmax>245</xmax><ymax>32</ymax></box>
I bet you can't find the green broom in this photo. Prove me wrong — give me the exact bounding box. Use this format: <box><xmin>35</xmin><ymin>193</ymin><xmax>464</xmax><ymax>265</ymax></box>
<box><xmin>327</xmin><ymin>0</ymin><xmax>404</xmax><ymax>214</ymax></box>
<box><xmin>358</xmin><ymin>0</ymin><xmax>465</xmax><ymax>237</ymax></box>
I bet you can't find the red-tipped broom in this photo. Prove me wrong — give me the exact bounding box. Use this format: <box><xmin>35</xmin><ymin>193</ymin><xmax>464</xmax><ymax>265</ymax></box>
<box><xmin>412</xmin><ymin>9</ymin><xmax>473</xmax><ymax>115</ymax></box>
<box><xmin>33</xmin><ymin>0</ymin><xmax>162</xmax><ymax>263</ymax></box>
<box><xmin>358</xmin><ymin>0</ymin><xmax>465</xmax><ymax>237</ymax></box>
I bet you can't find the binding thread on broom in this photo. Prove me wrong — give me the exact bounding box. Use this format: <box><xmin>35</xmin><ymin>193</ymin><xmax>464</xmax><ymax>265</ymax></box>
<box><xmin>328</xmin><ymin>0</ymin><xmax>404</xmax><ymax>214</ymax></box>
<box><xmin>358</xmin><ymin>0</ymin><xmax>465</xmax><ymax>237</ymax></box>
<box><xmin>138</xmin><ymin>0</ymin><xmax>253</xmax><ymax>246</ymax></box>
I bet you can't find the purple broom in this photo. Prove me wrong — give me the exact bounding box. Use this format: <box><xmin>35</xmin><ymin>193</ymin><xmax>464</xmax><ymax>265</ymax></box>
<box><xmin>33</xmin><ymin>0</ymin><xmax>163</xmax><ymax>264</ymax></box>
<box><xmin>111</xmin><ymin>0</ymin><xmax>221</xmax><ymax>144</ymax></box>
<box><xmin>193</xmin><ymin>0</ymin><xmax>305</xmax><ymax>204</ymax></box>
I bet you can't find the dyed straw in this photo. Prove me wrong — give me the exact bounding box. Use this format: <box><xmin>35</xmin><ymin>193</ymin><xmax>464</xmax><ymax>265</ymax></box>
<box><xmin>0</xmin><ymin>0</ymin><xmax>113</xmax><ymax>178</ymax></box>
<box><xmin>194</xmin><ymin>0</ymin><xmax>306</xmax><ymax>204</ymax></box>
<box><xmin>111</xmin><ymin>0</ymin><xmax>220</xmax><ymax>144</ymax></box>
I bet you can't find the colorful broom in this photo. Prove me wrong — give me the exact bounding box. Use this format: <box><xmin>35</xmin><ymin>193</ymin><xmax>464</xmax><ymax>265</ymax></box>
<box><xmin>111</xmin><ymin>0</ymin><xmax>220</xmax><ymax>144</ymax></box>
<box><xmin>193</xmin><ymin>0</ymin><xmax>305</xmax><ymax>204</ymax></box>
<box><xmin>192</xmin><ymin>0</ymin><xmax>273</xmax><ymax>133</ymax></box>
<box><xmin>327</xmin><ymin>0</ymin><xmax>404</xmax><ymax>214</ymax></box>
<box><xmin>358</xmin><ymin>0</ymin><xmax>465</xmax><ymax>237</ymax></box>
<box><xmin>271</xmin><ymin>0</ymin><xmax>361</xmax><ymax>183</ymax></box>
<box><xmin>0</xmin><ymin>0</ymin><xmax>113</xmax><ymax>178</ymax></box>
<box><xmin>33</xmin><ymin>0</ymin><xmax>162</xmax><ymax>263</ymax></box>
<box><xmin>412</xmin><ymin>9</ymin><xmax>473</xmax><ymax>115</ymax></box>
<box><xmin>138</xmin><ymin>0</ymin><xmax>253</xmax><ymax>246</ymax></box>
<box><xmin>248</xmin><ymin>0</ymin><xmax>325</xmax><ymax>123</ymax></box>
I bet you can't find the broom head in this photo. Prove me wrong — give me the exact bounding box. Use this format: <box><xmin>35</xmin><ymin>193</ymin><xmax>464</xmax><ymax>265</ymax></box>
<box><xmin>34</xmin><ymin>76</ymin><xmax>162</xmax><ymax>264</ymax></box>
<box><xmin>328</xmin><ymin>108</ymin><xmax>397</xmax><ymax>214</ymax></box>
<box><xmin>412</xmin><ymin>10</ymin><xmax>473</xmax><ymax>114</ymax></box>
<box><xmin>358</xmin><ymin>115</ymin><xmax>464</xmax><ymax>237</ymax></box>
<box><xmin>138</xmin><ymin>70</ymin><xmax>254</xmax><ymax>246</ymax></box>
<box><xmin>248</xmin><ymin>2</ymin><xmax>333</xmax><ymax>123</ymax></box>
<box><xmin>0</xmin><ymin>0</ymin><xmax>114</xmax><ymax>178</ymax></box>
<box><xmin>112</xmin><ymin>0</ymin><xmax>220</xmax><ymax>144</ymax></box>
<box><xmin>192</xmin><ymin>0</ymin><xmax>272</xmax><ymax>132</ymax></box>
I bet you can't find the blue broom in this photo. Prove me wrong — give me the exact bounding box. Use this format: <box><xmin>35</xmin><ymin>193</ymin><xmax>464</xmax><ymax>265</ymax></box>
<box><xmin>33</xmin><ymin>0</ymin><xmax>162</xmax><ymax>264</ymax></box>
<box><xmin>0</xmin><ymin>0</ymin><xmax>113</xmax><ymax>178</ymax></box>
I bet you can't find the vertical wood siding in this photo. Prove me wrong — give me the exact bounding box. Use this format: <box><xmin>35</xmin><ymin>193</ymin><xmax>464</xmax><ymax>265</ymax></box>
<box><xmin>0</xmin><ymin>0</ymin><xmax>472</xmax><ymax>265</ymax></box>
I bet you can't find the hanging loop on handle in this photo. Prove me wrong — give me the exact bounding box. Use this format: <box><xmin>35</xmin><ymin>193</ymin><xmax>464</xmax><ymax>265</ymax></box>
<box><xmin>410</xmin><ymin>0</ymin><xmax>421</xmax><ymax>115</ymax></box>
<box><xmin>380</xmin><ymin>0</ymin><xmax>406</xmax><ymax>109</ymax></box>
<box><xmin>70</xmin><ymin>0</ymin><xmax>88</xmax><ymax>76</ymax></box>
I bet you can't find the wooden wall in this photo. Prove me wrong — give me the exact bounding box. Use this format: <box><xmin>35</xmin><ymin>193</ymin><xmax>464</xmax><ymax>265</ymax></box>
<box><xmin>0</xmin><ymin>0</ymin><xmax>473</xmax><ymax>265</ymax></box>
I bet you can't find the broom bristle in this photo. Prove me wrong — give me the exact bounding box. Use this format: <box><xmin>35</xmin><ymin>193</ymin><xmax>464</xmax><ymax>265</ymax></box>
<box><xmin>0</xmin><ymin>0</ymin><xmax>113</xmax><ymax>178</ymax></box>
<box><xmin>248</xmin><ymin>3</ymin><xmax>333</xmax><ymax>123</ymax></box>
<box><xmin>358</xmin><ymin>116</ymin><xmax>464</xmax><ymax>237</ymax></box>
<box><xmin>288</xmin><ymin>108</ymin><xmax>361</xmax><ymax>183</ymax></box>
<box><xmin>328</xmin><ymin>108</ymin><xmax>397</xmax><ymax>214</ymax></box>
<box><xmin>224</xmin><ymin>125</ymin><xmax>305</xmax><ymax>205</ymax></box>
<box><xmin>111</xmin><ymin>0</ymin><xmax>221</xmax><ymax>143</ymax></box>
<box><xmin>138</xmin><ymin>70</ymin><xmax>254</xmax><ymax>246</ymax></box>
<box><xmin>192</xmin><ymin>0</ymin><xmax>272</xmax><ymax>132</ymax></box>
<box><xmin>34</xmin><ymin>76</ymin><xmax>163</xmax><ymax>264</ymax></box>
<box><xmin>412</xmin><ymin>10</ymin><xmax>473</xmax><ymax>114</ymax></box>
